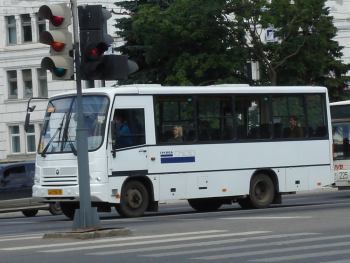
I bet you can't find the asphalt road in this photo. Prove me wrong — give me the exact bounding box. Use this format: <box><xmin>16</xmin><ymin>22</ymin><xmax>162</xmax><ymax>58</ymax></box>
<box><xmin>0</xmin><ymin>188</ymin><xmax>350</xmax><ymax>263</ymax></box>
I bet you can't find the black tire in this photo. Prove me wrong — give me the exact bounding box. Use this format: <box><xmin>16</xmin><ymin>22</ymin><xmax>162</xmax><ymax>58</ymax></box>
<box><xmin>237</xmin><ymin>197</ymin><xmax>253</xmax><ymax>209</ymax></box>
<box><xmin>48</xmin><ymin>202</ymin><xmax>62</xmax><ymax>215</ymax></box>
<box><xmin>249</xmin><ymin>174</ymin><xmax>275</xmax><ymax>209</ymax></box>
<box><xmin>22</xmin><ymin>209</ymin><xmax>38</xmax><ymax>217</ymax></box>
<box><xmin>59</xmin><ymin>202</ymin><xmax>78</xmax><ymax>220</ymax></box>
<box><xmin>116</xmin><ymin>180</ymin><xmax>149</xmax><ymax>218</ymax></box>
<box><xmin>188</xmin><ymin>198</ymin><xmax>222</xmax><ymax>212</ymax></box>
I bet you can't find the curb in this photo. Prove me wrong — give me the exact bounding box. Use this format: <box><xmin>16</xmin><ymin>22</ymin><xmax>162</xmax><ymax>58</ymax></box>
<box><xmin>43</xmin><ymin>227</ymin><xmax>132</xmax><ymax>240</ymax></box>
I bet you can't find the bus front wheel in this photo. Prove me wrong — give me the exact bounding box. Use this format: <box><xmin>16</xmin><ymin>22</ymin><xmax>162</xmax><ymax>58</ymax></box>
<box><xmin>249</xmin><ymin>174</ymin><xmax>275</xmax><ymax>209</ymax></box>
<box><xmin>59</xmin><ymin>202</ymin><xmax>77</xmax><ymax>220</ymax></box>
<box><xmin>116</xmin><ymin>180</ymin><xmax>149</xmax><ymax>218</ymax></box>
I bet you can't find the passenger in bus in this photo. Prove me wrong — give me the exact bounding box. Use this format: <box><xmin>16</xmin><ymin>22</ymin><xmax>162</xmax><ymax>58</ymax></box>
<box><xmin>288</xmin><ymin>115</ymin><xmax>303</xmax><ymax>138</ymax></box>
<box><xmin>114</xmin><ymin>111</ymin><xmax>133</xmax><ymax>148</ymax></box>
<box><xmin>169</xmin><ymin>125</ymin><xmax>183</xmax><ymax>142</ymax></box>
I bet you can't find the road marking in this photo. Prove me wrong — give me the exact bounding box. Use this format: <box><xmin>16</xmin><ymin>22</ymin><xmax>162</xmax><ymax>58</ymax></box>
<box><xmin>0</xmin><ymin>230</ymin><xmax>226</xmax><ymax>251</ymax></box>
<box><xmin>221</xmin><ymin>216</ymin><xmax>312</xmax><ymax>220</ymax></box>
<box><xmin>40</xmin><ymin>231</ymin><xmax>269</xmax><ymax>253</ymax></box>
<box><xmin>306</xmin><ymin>260</ymin><xmax>350</xmax><ymax>263</ymax></box>
<box><xmin>194</xmin><ymin>240</ymin><xmax>350</xmax><ymax>260</ymax></box>
<box><xmin>89</xmin><ymin>232</ymin><xmax>316</xmax><ymax>256</ymax></box>
<box><xmin>0</xmin><ymin>221</ymin><xmax>36</xmax><ymax>225</ymax></box>
<box><xmin>0</xmin><ymin>235</ymin><xmax>42</xmax><ymax>242</ymax></box>
<box><xmin>251</xmin><ymin>248</ymin><xmax>350</xmax><ymax>262</ymax></box>
<box><xmin>145</xmin><ymin>232</ymin><xmax>350</xmax><ymax>258</ymax></box>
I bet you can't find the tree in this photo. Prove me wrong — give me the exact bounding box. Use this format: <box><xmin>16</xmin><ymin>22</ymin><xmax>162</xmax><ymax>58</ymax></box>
<box><xmin>227</xmin><ymin>0</ymin><xmax>349</xmax><ymax>99</ymax></box>
<box><xmin>115</xmin><ymin>0</ymin><xmax>250</xmax><ymax>85</ymax></box>
<box><xmin>115</xmin><ymin>0</ymin><xmax>349</xmax><ymax>99</ymax></box>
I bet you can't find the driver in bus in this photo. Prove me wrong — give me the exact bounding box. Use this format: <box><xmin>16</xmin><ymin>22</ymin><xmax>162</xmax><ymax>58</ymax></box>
<box><xmin>114</xmin><ymin>111</ymin><xmax>133</xmax><ymax>148</ymax></box>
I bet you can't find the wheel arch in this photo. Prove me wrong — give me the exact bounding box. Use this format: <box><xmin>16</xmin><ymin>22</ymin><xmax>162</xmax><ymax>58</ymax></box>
<box><xmin>122</xmin><ymin>175</ymin><xmax>155</xmax><ymax>208</ymax></box>
<box><xmin>252</xmin><ymin>168</ymin><xmax>280</xmax><ymax>193</ymax></box>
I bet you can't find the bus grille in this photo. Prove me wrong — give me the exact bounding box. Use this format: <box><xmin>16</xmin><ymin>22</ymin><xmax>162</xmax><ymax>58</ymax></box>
<box><xmin>41</xmin><ymin>167</ymin><xmax>78</xmax><ymax>186</ymax></box>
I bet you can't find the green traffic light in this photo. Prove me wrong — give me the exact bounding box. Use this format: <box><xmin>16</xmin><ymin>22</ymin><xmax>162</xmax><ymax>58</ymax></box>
<box><xmin>53</xmin><ymin>67</ymin><xmax>67</xmax><ymax>77</ymax></box>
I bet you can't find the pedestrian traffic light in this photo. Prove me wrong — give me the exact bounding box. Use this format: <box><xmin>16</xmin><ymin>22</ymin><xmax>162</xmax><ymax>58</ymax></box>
<box><xmin>38</xmin><ymin>4</ymin><xmax>74</xmax><ymax>80</ymax></box>
<box><xmin>78</xmin><ymin>5</ymin><xmax>138</xmax><ymax>80</ymax></box>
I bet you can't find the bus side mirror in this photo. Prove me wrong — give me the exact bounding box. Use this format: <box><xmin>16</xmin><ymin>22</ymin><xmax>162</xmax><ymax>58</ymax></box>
<box><xmin>24</xmin><ymin>105</ymin><xmax>36</xmax><ymax>133</ymax></box>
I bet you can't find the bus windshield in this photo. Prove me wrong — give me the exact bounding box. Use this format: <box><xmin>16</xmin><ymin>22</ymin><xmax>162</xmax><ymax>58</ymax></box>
<box><xmin>38</xmin><ymin>95</ymin><xmax>109</xmax><ymax>155</ymax></box>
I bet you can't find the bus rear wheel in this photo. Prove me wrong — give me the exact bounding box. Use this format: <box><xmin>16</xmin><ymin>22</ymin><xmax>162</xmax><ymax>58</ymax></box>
<box><xmin>116</xmin><ymin>180</ymin><xmax>149</xmax><ymax>218</ymax></box>
<box><xmin>188</xmin><ymin>198</ymin><xmax>223</xmax><ymax>212</ymax></box>
<box><xmin>249</xmin><ymin>174</ymin><xmax>275</xmax><ymax>209</ymax></box>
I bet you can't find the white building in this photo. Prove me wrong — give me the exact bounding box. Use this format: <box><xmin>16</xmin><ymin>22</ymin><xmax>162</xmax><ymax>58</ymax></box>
<box><xmin>0</xmin><ymin>0</ymin><xmax>122</xmax><ymax>163</ymax></box>
<box><xmin>0</xmin><ymin>0</ymin><xmax>349</xmax><ymax>163</ymax></box>
<box><xmin>328</xmin><ymin>0</ymin><xmax>350</xmax><ymax>65</ymax></box>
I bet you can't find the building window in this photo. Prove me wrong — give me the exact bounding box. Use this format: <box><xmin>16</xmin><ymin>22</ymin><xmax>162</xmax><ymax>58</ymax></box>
<box><xmin>7</xmin><ymin>70</ymin><xmax>18</xmax><ymax>99</ymax></box>
<box><xmin>37</xmin><ymin>13</ymin><xmax>46</xmax><ymax>39</ymax></box>
<box><xmin>21</xmin><ymin>14</ymin><xmax>32</xmax><ymax>42</ymax></box>
<box><xmin>10</xmin><ymin>126</ymin><xmax>21</xmax><ymax>153</ymax></box>
<box><xmin>6</xmin><ymin>16</ymin><xmax>17</xmax><ymax>45</ymax></box>
<box><xmin>26</xmin><ymin>124</ymin><xmax>36</xmax><ymax>152</ymax></box>
<box><xmin>37</xmin><ymin>68</ymin><xmax>48</xmax><ymax>97</ymax></box>
<box><xmin>23</xmin><ymin>69</ymin><xmax>33</xmax><ymax>98</ymax></box>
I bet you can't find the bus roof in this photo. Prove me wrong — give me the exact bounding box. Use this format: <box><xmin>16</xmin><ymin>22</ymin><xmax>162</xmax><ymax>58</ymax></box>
<box><xmin>51</xmin><ymin>84</ymin><xmax>328</xmax><ymax>98</ymax></box>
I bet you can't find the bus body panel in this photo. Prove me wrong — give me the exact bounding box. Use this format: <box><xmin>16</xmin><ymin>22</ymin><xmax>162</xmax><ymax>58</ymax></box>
<box><xmin>33</xmin><ymin>85</ymin><xmax>334</xmax><ymax>213</ymax></box>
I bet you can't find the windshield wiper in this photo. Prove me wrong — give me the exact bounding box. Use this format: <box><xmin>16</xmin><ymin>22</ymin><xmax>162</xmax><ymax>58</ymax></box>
<box><xmin>69</xmin><ymin>140</ymin><xmax>77</xmax><ymax>156</ymax></box>
<box><xmin>65</xmin><ymin>128</ymin><xmax>77</xmax><ymax>156</ymax></box>
<box><xmin>40</xmin><ymin>113</ymin><xmax>66</xmax><ymax>157</ymax></box>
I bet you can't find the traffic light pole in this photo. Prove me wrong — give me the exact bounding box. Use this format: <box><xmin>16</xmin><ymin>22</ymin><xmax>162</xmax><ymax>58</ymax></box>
<box><xmin>70</xmin><ymin>0</ymin><xmax>101</xmax><ymax>230</ymax></box>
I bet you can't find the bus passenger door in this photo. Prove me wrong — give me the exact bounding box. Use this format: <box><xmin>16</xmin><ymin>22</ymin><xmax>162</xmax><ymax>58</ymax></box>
<box><xmin>107</xmin><ymin>96</ymin><xmax>155</xmax><ymax>181</ymax></box>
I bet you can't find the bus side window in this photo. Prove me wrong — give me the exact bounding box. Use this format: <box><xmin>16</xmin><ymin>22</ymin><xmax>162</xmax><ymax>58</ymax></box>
<box><xmin>112</xmin><ymin>108</ymin><xmax>146</xmax><ymax>149</ymax></box>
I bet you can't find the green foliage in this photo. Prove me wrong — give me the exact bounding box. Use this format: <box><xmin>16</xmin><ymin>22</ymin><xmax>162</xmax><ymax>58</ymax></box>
<box><xmin>227</xmin><ymin>0</ymin><xmax>350</xmax><ymax>99</ymax></box>
<box><xmin>115</xmin><ymin>0</ymin><xmax>249</xmax><ymax>85</ymax></box>
<box><xmin>115</xmin><ymin>0</ymin><xmax>349</xmax><ymax>100</ymax></box>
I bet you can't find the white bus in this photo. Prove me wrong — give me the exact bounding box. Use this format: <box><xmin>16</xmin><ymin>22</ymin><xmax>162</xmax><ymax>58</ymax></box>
<box><xmin>330</xmin><ymin>100</ymin><xmax>350</xmax><ymax>189</ymax></box>
<box><xmin>30</xmin><ymin>84</ymin><xmax>334</xmax><ymax>218</ymax></box>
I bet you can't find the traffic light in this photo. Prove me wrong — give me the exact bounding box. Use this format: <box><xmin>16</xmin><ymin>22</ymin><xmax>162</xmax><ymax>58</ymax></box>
<box><xmin>78</xmin><ymin>5</ymin><xmax>138</xmax><ymax>80</ymax></box>
<box><xmin>78</xmin><ymin>5</ymin><xmax>111</xmax><ymax>80</ymax></box>
<box><xmin>38</xmin><ymin>4</ymin><xmax>74</xmax><ymax>80</ymax></box>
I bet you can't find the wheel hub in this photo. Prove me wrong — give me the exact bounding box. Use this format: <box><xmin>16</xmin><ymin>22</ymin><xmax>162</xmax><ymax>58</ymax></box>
<box><xmin>126</xmin><ymin>189</ymin><xmax>143</xmax><ymax>208</ymax></box>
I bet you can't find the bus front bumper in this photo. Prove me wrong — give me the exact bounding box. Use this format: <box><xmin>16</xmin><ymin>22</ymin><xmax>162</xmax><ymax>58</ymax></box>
<box><xmin>32</xmin><ymin>184</ymin><xmax>118</xmax><ymax>204</ymax></box>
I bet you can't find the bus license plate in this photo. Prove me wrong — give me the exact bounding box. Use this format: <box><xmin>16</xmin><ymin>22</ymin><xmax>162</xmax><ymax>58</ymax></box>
<box><xmin>48</xmin><ymin>189</ymin><xmax>63</xmax><ymax>195</ymax></box>
<box><xmin>336</xmin><ymin>171</ymin><xmax>349</xmax><ymax>180</ymax></box>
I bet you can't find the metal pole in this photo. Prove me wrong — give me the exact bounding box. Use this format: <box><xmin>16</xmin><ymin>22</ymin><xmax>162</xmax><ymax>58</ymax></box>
<box><xmin>70</xmin><ymin>0</ymin><xmax>100</xmax><ymax>230</ymax></box>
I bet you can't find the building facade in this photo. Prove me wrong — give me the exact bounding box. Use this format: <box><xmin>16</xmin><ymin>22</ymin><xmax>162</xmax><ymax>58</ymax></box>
<box><xmin>0</xmin><ymin>0</ymin><xmax>349</xmax><ymax>163</ymax></box>
<box><xmin>0</xmin><ymin>0</ymin><xmax>122</xmax><ymax>163</ymax></box>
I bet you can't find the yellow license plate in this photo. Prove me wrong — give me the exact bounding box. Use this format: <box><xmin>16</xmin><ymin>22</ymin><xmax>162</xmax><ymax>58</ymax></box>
<box><xmin>48</xmin><ymin>189</ymin><xmax>63</xmax><ymax>195</ymax></box>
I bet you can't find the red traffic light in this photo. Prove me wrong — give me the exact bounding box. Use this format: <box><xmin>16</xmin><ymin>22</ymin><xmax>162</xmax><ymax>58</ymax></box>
<box><xmin>51</xmin><ymin>15</ymin><xmax>64</xmax><ymax>27</ymax></box>
<box><xmin>90</xmin><ymin>47</ymin><xmax>99</xmax><ymax>59</ymax></box>
<box><xmin>38</xmin><ymin>4</ymin><xmax>71</xmax><ymax>29</ymax></box>
<box><xmin>85</xmin><ymin>43</ymin><xmax>109</xmax><ymax>61</ymax></box>
<box><xmin>51</xmin><ymin>41</ymin><xmax>65</xmax><ymax>52</ymax></box>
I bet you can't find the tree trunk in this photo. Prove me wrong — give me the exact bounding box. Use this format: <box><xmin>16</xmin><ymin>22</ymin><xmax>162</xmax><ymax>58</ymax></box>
<box><xmin>269</xmin><ymin>68</ymin><xmax>277</xmax><ymax>86</ymax></box>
